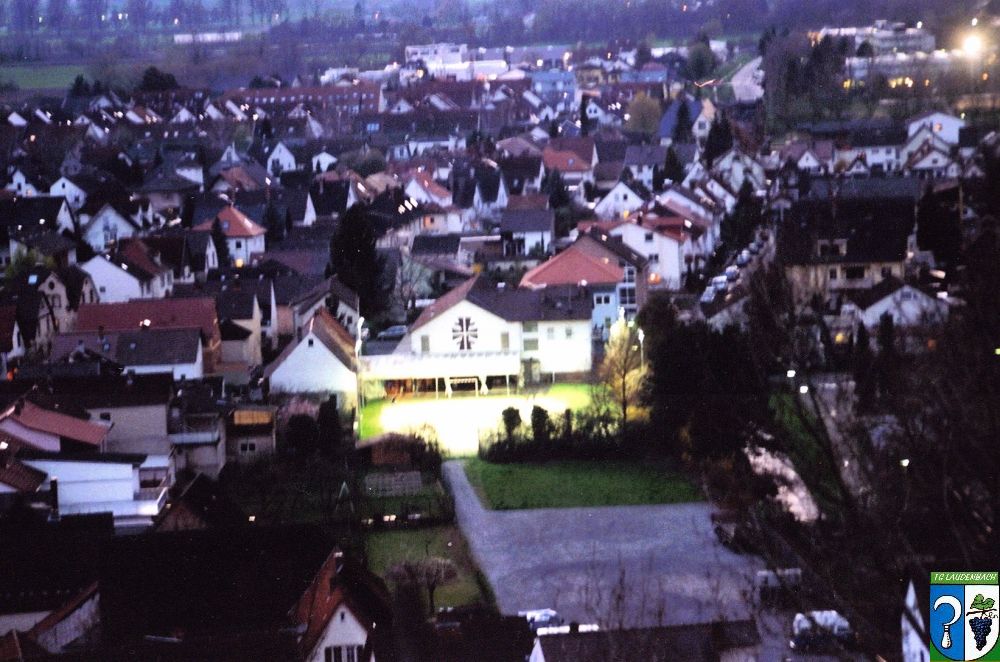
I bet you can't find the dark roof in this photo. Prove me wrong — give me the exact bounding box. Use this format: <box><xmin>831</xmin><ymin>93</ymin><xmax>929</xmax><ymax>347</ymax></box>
<box><xmin>537</xmin><ymin>620</ymin><xmax>760</xmax><ymax>662</ymax></box>
<box><xmin>0</xmin><ymin>196</ymin><xmax>68</xmax><ymax>235</ymax></box>
<box><xmin>499</xmin><ymin>209</ymin><xmax>555</xmax><ymax>234</ymax></box>
<box><xmin>220</xmin><ymin>319</ymin><xmax>253</xmax><ymax>341</ymax></box>
<box><xmin>658</xmin><ymin>95</ymin><xmax>699</xmax><ymax>139</ymax></box>
<box><xmin>624</xmin><ymin>144</ymin><xmax>668</xmax><ymax>167</ymax></box>
<box><xmin>98</xmin><ymin>525</ymin><xmax>336</xmax><ymax>645</ymax></box>
<box><xmin>0</xmin><ymin>305</ymin><xmax>18</xmax><ymax>353</ymax></box>
<box><xmin>311</xmin><ymin>180</ymin><xmax>352</xmax><ymax>217</ymax></box>
<box><xmin>412</xmin><ymin>234</ymin><xmax>462</xmax><ymax>256</ymax></box>
<box><xmin>497</xmin><ymin>156</ymin><xmax>542</xmax><ymax>195</ymax></box>
<box><xmin>264</xmin><ymin>308</ymin><xmax>356</xmax><ymax>377</ymax></box>
<box><xmin>51</xmin><ymin>328</ymin><xmax>201</xmax><ymax>367</ymax></box>
<box><xmin>11</xmin><ymin>372</ymin><xmax>174</xmax><ymax>408</ymax></box>
<box><xmin>14</xmin><ymin>230</ymin><xmax>76</xmax><ymax>257</ymax></box>
<box><xmin>580</xmin><ymin>226</ymin><xmax>649</xmax><ymax>268</ymax></box>
<box><xmin>594</xmin><ymin>138</ymin><xmax>628</xmax><ymax>163</ymax></box>
<box><xmin>843</xmin><ymin>275</ymin><xmax>913</xmax><ymax>310</ymax></box>
<box><xmin>847</xmin><ymin>125</ymin><xmax>908</xmax><ymax>147</ymax></box>
<box><xmin>804</xmin><ymin>176</ymin><xmax>925</xmax><ymax>202</ymax></box>
<box><xmin>778</xmin><ymin>199</ymin><xmax>915</xmax><ymax>265</ymax></box>
<box><xmin>412</xmin><ymin>276</ymin><xmax>591</xmax><ymax>331</ymax></box>
<box><xmin>0</xmin><ymin>515</ymin><xmax>113</xmax><ymax>615</ymax></box>
<box><xmin>174</xmin><ymin>281</ymin><xmax>260</xmax><ymax>321</ymax></box>
<box><xmin>156</xmin><ymin>473</ymin><xmax>246</xmax><ymax>530</ymax></box>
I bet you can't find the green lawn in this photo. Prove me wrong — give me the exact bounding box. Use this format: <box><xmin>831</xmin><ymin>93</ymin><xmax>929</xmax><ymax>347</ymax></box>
<box><xmin>542</xmin><ymin>382</ymin><xmax>594</xmax><ymax>411</ymax></box>
<box><xmin>359</xmin><ymin>399</ymin><xmax>389</xmax><ymax>439</ymax></box>
<box><xmin>464</xmin><ymin>458</ymin><xmax>702</xmax><ymax>510</ymax></box>
<box><xmin>0</xmin><ymin>64</ymin><xmax>85</xmax><ymax>90</ymax></box>
<box><xmin>365</xmin><ymin>525</ymin><xmax>492</xmax><ymax>609</ymax></box>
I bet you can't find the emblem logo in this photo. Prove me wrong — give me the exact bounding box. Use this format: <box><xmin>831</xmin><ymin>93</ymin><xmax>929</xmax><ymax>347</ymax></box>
<box><xmin>930</xmin><ymin>572</ymin><xmax>998</xmax><ymax>660</ymax></box>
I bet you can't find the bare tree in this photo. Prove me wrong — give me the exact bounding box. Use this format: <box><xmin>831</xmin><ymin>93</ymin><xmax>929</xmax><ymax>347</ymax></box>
<box><xmin>599</xmin><ymin>314</ymin><xmax>648</xmax><ymax>428</ymax></box>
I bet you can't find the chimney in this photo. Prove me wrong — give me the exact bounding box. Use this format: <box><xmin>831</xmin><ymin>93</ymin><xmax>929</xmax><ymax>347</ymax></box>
<box><xmin>97</xmin><ymin>325</ymin><xmax>105</xmax><ymax>342</ymax></box>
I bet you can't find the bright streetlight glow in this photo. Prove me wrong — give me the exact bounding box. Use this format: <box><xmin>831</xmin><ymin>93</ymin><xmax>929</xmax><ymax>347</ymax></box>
<box><xmin>798</xmin><ymin>385</ymin><xmax>809</xmax><ymax>394</ymax></box>
<box><xmin>786</xmin><ymin>369</ymin><xmax>796</xmax><ymax>379</ymax></box>
<box><xmin>964</xmin><ymin>34</ymin><xmax>984</xmax><ymax>56</ymax></box>
<box><xmin>900</xmin><ymin>458</ymin><xmax>910</xmax><ymax>468</ymax></box>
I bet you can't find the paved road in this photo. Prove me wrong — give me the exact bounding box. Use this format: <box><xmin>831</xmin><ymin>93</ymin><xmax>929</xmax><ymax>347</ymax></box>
<box><xmin>731</xmin><ymin>56</ymin><xmax>764</xmax><ymax>102</ymax></box>
<box><xmin>443</xmin><ymin>460</ymin><xmax>759</xmax><ymax>628</ymax></box>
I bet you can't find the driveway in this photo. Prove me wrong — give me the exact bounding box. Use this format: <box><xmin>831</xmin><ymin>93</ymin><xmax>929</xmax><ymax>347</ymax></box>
<box><xmin>442</xmin><ymin>460</ymin><xmax>760</xmax><ymax>628</ymax></box>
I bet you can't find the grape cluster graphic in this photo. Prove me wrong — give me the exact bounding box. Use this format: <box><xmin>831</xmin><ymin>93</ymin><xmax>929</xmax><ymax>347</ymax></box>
<box><xmin>968</xmin><ymin>594</ymin><xmax>996</xmax><ymax>651</ymax></box>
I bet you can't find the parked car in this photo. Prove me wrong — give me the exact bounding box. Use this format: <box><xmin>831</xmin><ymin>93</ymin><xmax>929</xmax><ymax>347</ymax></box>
<box><xmin>376</xmin><ymin>325</ymin><xmax>408</xmax><ymax>340</ymax></box>
<box><xmin>519</xmin><ymin>609</ymin><xmax>564</xmax><ymax>632</ymax></box>
<box><xmin>700</xmin><ymin>288</ymin><xmax>717</xmax><ymax>304</ymax></box>
<box><xmin>756</xmin><ymin>568</ymin><xmax>802</xmax><ymax>606</ymax></box>
<box><xmin>725</xmin><ymin>265</ymin><xmax>740</xmax><ymax>282</ymax></box>
<box><xmin>737</xmin><ymin>250</ymin><xmax>751</xmax><ymax>266</ymax></box>
<box><xmin>711</xmin><ymin>275</ymin><xmax>729</xmax><ymax>292</ymax></box>
<box><xmin>710</xmin><ymin>511</ymin><xmax>757</xmax><ymax>553</ymax></box>
<box><xmin>749</xmin><ymin>240</ymin><xmax>762</xmax><ymax>255</ymax></box>
<box><xmin>789</xmin><ymin>610</ymin><xmax>856</xmax><ymax>652</ymax></box>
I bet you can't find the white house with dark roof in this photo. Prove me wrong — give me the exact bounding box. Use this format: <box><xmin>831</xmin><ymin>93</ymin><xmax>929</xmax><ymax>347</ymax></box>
<box><xmin>264</xmin><ymin>308</ymin><xmax>359</xmax><ymax>408</ymax></box>
<box><xmin>363</xmin><ymin>276</ymin><xmax>592</xmax><ymax>401</ymax></box>
<box><xmin>593</xmin><ymin>181</ymin><xmax>645</xmax><ymax>219</ymax></box>
<box><xmin>498</xmin><ymin>209</ymin><xmax>555</xmax><ymax>257</ymax></box>
<box><xmin>51</xmin><ymin>328</ymin><xmax>204</xmax><ymax>381</ymax></box>
<box><xmin>623</xmin><ymin>144</ymin><xmax>667</xmax><ymax>190</ymax></box>
<box><xmin>906</xmin><ymin>110</ymin><xmax>965</xmax><ymax>145</ymax></box>
<box><xmin>79</xmin><ymin>203</ymin><xmax>143</xmax><ymax>252</ymax></box>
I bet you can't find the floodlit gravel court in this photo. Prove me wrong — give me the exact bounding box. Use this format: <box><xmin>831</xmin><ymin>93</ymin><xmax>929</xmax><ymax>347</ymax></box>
<box><xmin>361</xmin><ymin>384</ymin><xmax>592</xmax><ymax>456</ymax></box>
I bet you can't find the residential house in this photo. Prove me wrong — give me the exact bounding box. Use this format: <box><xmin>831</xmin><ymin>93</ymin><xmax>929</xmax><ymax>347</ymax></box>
<box><xmin>0</xmin><ymin>197</ymin><xmax>76</xmax><ymax>266</ymax></box>
<box><xmin>80</xmin><ymin>240</ymin><xmax>173</xmax><ymax>303</ymax></box>
<box><xmin>192</xmin><ymin>206</ymin><xmax>267</xmax><ymax>267</ymax></box>
<box><xmin>778</xmin><ymin>198</ymin><xmax>914</xmax><ymax>306</ymax></box>
<box><xmin>369</xmin><ymin>275</ymin><xmax>592</xmax><ymax>392</ymax></box>
<box><xmin>405</xmin><ymin>171</ymin><xmax>454</xmax><ymax>208</ymax></box>
<box><xmin>226</xmin><ymin>404</ymin><xmax>278</xmax><ymax>462</ymax></box>
<box><xmin>174</xmin><ymin>279</ymin><xmax>266</xmax><ymax>370</ymax></box>
<box><xmin>50</xmin><ymin>328</ymin><xmax>204</xmax><ymax>381</ymax></box>
<box><xmin>542</xmin><ymin>137</ymin><xmax>597</xmax><ymax>190</ymax></box>
<box><xmin>573</xmin><ymin>227</ymin><xmax>649</xmax><ymax>318</ymax></box>
<box><xmin>93</xmin><ymin>526</ymin><xmax>393</xmax><ymax>660</ymax></box>
<box><xmin>623</xmin><ymin>145</ymin><xmax>667</xmax><ymax>190</ymax></box>
<box><xmin>135</xmin><ymin>172</ymin><xmax>200</xmax><ymax>213</ymax></box>
<box><xmin>265</xmin><ymin>141</ymin><xmax>299</xmax><ymax>176</ymax></box>
<box><xmin>9</xmin><ymin>266</ymin><xmax>97</xmax><ymax>338</ymax></box>
<box><xmin>142</xmin><ymin>231</ymin><xmax>219</xmax><ymax>283</ymax></box>
<box><xmin>78</xmin><ymin>201</ymin><xmax>143</xmax><ymax>252</ymax></box>
<box><xmin>579</xmin><ymin>215</ymin><xmax>687</xmax><ymax>290</ymax></box>
<box><xmin>519</xmin><ymin>245</ymin><xmax>624</xmax><ymax>336</ymax></box>
<box><xmin>74</xmin><ymin>298</ymin><xmax>222</xmax><ymax>372</ymax></box>
<box><xmin>264</xmin><ymin>308</ymin><xmax>358</xmax><ymax>410</ymax></box>
<box><xmin>657</xmin><ymin>94</ymin><xmax>700</xmax><ymax>146</ymax></box>
<box><xmin>906</xmin><ymin>110</ymin><xmax>965</xmax><ymax>145</ymax></box>
<box><xmin>593</xmin><ymin>180</ymin><xmax>646</xmax><ymax>219</ymax></box>
<box><xmin>0</xmin><ymin>306</ymin><xmax>24</xmax><ymax>375</ymax></box>
<box><xmin>498</xmin><ymin>209</ymin><xmax>555</xmax><ymax>257</ymax></box>
<box><xmin>312</xmin><ymin>149</ymin><xmax>338</xmax><ymax>173</ymax></box>
<box><xmin>841</xmin><ymin>276</ymin><xmax>949</xmax><ymax>330</ymax></box>
<box><xmin>497</xmin><ymin>156</ymin><xmax>545</xmax><ymax>195</ymax></box>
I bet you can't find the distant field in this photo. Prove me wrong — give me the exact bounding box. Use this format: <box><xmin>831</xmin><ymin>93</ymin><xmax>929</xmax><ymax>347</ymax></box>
<box><xmin>0</xmin><ymin>64</ymin><xmax>85</xmax><ymax>90</ymax></box>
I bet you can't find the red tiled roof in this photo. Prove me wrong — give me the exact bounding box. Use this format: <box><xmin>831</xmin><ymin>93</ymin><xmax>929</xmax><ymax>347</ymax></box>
<box><xmin>542</xmin><ymin>148</ymin><xmax>591</xmax><ymax>173</ymax></box>
<box><xmin>410</xmin><ymin>275</ymin><xmax>479</xmax><ymax>332</ymax></box>
<box><xmin>0</xmin><ymin>456</ymin><xmax>46</xmax><ymax>493</ymax></box>
<box><xmin>117</xmin><ymin>238</ymin><xmax>169</xmax><ymax>279</ymax></box>
<box><xmin>0</xmin><ymin>629</ymin><xmax>47</xmax><ymax>662</ymax></box>
<box><xmin>264</xmin><ymin>307</ymin><xmax>357</xmax><ymax>378</ymax></box>
<box><xmin>410</xmin><ymin>171</ymin><xmax>452</xmax><ymax>201</ymax></box>
<box><xmin>521</xmin><ymin>246</ymin><xmax>623</xmax><ymax>288</ymax></box>
<box><xmin>193</xmin><ymin>205</ymin><xmax>266</xmax><ymax>238</ymax></box>
<box><xmin>8</xmin><ymin>400</ymin><xmax>108</xmax><ymax>446</ymax></box>
<box><xmin>506</xmin><ymin>194</ymin><xmax>549</xmax><ymax>210</ymax></box>
<box><xmin>75</xmin><ymin>298</ymin><xmax>220</xmax><ymax>345</ymax></box>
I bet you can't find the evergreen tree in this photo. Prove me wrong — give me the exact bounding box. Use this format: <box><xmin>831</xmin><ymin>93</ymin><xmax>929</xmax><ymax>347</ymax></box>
<box><xmin>660</xmin><ymin>146</ymin><xmax>685</xmax><ymax>187</ymax></box>
<box><xmin>329</xmin><ymin>204</ymin><xmax>387</xmax><ymax>317</ymax></box>
<box><xmin>916</xmin><ymin>191</ymin><xmax>962</xmax><ymax>266</ymax></box>
<box><xmin>263</xmin><ymin>201</ymin><xmax>285</xmax><ymax>241</ymax></box>
<box><xmin>210</xmin><ymin>217</ymin><xmax>231</xmax><ymax>266</ymax></box>
<box><xmin>702</xmin><ymin>117</ymin><xmax>733</xmax><ymax>167</ymax></box>
<box><xmin>542</xmin><ymin>169</ymin><xmax>570</xmax><ymax>209</ymax></box>
<box><xmin>853</xmin><ymin>324</ymin><xmax>876</xmax><ymax>413</ymax></box>
<box><xmin>673</xmin><ymin>99</ymin><xmax>693</xmax><ymax>143</ymax></box>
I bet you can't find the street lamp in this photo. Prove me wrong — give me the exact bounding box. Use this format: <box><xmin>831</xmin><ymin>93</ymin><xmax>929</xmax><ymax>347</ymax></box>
<box><xmin>637</xmin><ymin>328</ymin><xmax>645</xmax><ymax>363</ymax></box>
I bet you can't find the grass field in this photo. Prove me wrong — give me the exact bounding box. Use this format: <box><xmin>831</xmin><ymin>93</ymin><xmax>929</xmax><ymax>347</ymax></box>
<box><xmin>359</xmin><ymin>383</ymin><xmax>596</xmax><ymax>455</ymax></box>
<box><xmin>463</xmin><ymin>458</ymin><xmax>702</xmax><ymax>510</ymax></box>
<box><xmin>0</xmin><ymin>64</ymin><xmax>85</xmax><ymax>90</ymax></box>
<box><xmin>365</xmin><ymin>525</ymin><xmax>492</xmax><ymax>609</ymax></box>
